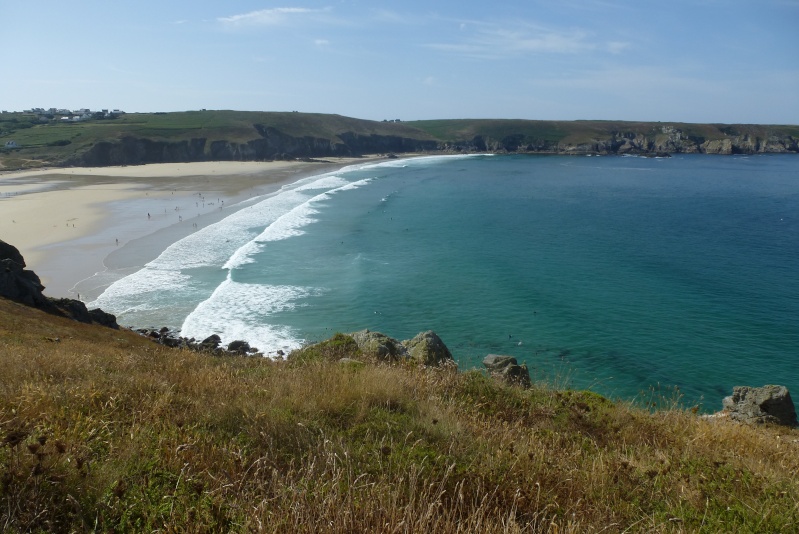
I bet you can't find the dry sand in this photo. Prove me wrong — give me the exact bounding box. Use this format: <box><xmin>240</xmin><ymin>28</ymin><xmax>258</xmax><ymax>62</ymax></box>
<box><xmin>0</xmin><ymin>158</ymin><xmax>378</xmax><ymax>298</ymax></box>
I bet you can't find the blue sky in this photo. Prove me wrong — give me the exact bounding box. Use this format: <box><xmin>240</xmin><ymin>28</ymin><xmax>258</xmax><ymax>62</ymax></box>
<box><xmin>1</xmin><ymin>1</ymin><xmax>797</xmax><ymax>124</ymax></box>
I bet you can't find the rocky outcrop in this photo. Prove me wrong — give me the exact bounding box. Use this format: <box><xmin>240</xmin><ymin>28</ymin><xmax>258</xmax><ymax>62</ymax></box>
<box><xmin>721</xmin><ymin>385</ymin><xmax>797</xmax><ymax>427</ymax></box>
<box><xmin>350</xmin><ymin>329</ymin><xmax>409</xmax><ymax>361</ymax></box>
<box><xmin>0</xmin><ymin>239</ymin><xmax>119</xmax><ymax>329</ymax></box>
<box><xmin>0</xmin><ymin>240</ymin><xmax>51</xmax><ymax>309</ymax></box>
<box><xmin>348</xmin><ymin>329</ymin><xmax>455</xmax><ymax>367</ymax></box>
<box><xmin>403</xmin><ymin>330</ymin><xmax>455</xmax><ymax>367</ymax></box>
<box><xmin>482</xmin><ymin>354</ymin><xmax>531</xmax><ymax>389</ymax></box>
<box><xmin>134</xmin><ymin>328</ymin><xmax>263</xmax><ymax>355</ymax></box>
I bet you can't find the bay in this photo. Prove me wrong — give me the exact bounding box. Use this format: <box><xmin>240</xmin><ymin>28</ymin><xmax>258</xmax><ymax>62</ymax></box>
<box><xmin>92</xmin><ymin>153</ymin><xmax>799</xmax><ymax>408</ymax></box>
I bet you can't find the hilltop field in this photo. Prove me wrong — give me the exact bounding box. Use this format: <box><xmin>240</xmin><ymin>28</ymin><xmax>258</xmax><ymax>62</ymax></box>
<box><xmin>2</xmin><ymin>110</ymin><xmax>798</xmax><ymax>170</ymax></box>
<box><xmin>1</xmin><ymin>295</ymin><xmax>797</xmax><ymax>532</ymax></box>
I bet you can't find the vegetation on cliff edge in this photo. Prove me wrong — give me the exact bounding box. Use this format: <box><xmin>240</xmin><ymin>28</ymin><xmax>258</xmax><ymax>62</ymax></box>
<box><xmin>1</xmin><ymin>297</ymin><xmax>797</xmax><ymax>532</ymax></box>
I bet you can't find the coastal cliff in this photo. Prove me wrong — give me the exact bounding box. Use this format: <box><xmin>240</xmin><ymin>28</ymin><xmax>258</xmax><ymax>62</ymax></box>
<box><xmin>432</xmin><ymin>121</ymin><xmax>799</xmax><ymax>156</ymax></box>
<box><xmin>2</xmin><ymin>111</ymin><xmax>798</xmax><ymax>170</ymax></box>
<box><xmin>62</xmin><ymin>122</ymin><xmax>799</xmax><ymax>167</ymax></box>
<box><xmin>73</xmin><ymin>129</ymin><xmax>439</xmax><ymax>167</ymax></box>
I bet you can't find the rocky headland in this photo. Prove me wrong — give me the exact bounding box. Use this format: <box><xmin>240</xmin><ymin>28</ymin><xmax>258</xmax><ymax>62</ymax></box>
<box><xmin>2</xmin><ymin>111</ymin><xmax>798</xmax><ymax>170</ymax></box>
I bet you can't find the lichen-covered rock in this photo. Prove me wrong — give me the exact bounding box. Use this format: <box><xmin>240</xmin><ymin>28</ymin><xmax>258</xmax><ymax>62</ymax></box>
<box><xmin>402</xmin><ymin>331</ymin><xmax>455</xmax><ymax>367</ymax></box>
<box><xmin>349</xmin><ymin>329</ymin><xmax>409</xmax><ymax>361</ymax></box>
<box><xmin>722</xmin><ymin>385</ymin><xmax>797</xmax><ymax>427</ymax></box>
<box><xmin>482</xmin><ymin>354</ymin><xmax>531</xmax><ymax>389</ymax></box>
<box><xmin>483</xmin><ymin>354</ymin><xmax>518</xmax><ymax>372</ymax></box>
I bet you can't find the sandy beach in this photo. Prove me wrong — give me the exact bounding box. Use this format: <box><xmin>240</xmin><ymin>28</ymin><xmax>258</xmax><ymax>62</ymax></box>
<box><xmin>0</xmin><ymin>158</ymin><xmax>379</xmax><ymax>299</ymax></box>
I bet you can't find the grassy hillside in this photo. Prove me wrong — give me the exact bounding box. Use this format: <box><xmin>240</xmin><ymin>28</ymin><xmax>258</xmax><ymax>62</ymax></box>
<box><xmin>1</xmin><ymin>297</ymin><xmax>797</xmax><ymax>532</ymax></box>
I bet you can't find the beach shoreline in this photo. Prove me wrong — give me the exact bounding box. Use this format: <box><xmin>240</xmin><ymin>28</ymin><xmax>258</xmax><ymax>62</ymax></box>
<box><xmin>0</xmin><ymin>157</ymin><xmax>390</xmax><ymax>299</ymax></box>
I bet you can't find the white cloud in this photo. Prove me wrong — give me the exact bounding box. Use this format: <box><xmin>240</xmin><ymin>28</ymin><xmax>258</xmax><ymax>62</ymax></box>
<box><xmin>314</xmin><ymin>39</ymin><xmax>330</xmax><ymax>46</ymax></box>
<box><xmin>370</xmin><ymin>9</ymin><xmax>412</xmax><ymax>24</ymax></box>
<box><xmin>218</xmin><ymin>7</ymin><xmax>329</xmax><ymax>27</ymax></box>
<box><xmin>425</xmin><ymin>21</ymin><xmax>600</xmax><ymax>59</ymax></box>
<box><xmin>606</xmin><ymin>41</ymin><xmax>630</xmax><ymax>54</ymax></box>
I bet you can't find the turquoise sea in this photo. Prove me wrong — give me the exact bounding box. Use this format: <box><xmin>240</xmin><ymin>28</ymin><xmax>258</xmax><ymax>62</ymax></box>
<box><xmin>90</xmin><ymin>154</ymin><xmax>799</xmax><ymax>408</ymax></box>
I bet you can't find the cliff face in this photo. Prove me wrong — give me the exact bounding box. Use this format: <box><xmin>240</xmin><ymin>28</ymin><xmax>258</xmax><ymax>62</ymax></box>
<box><xmin>55</xmin><ymin>118</ymin><xmax>799</xmax><ymax>167</ymax></box>
<box><xmin>78</xmin><ymin>137</ymin><xmax>208</xmax><ymax>166</ymax></box>
<box><xmin>70</xmin><ymin>125</ymin><xmax>440</xmax><ymax>167</ymax></box>
<box><xmin>442</xmin><ymin>125</ymin><xmax>799</xmax><ymax>156</ymax></box>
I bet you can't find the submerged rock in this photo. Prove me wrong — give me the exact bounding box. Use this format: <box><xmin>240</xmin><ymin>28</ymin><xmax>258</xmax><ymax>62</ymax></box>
<box><xmin>722</xmin><ymin>385</ymin><xmax>797</xmax><ymax>427</ymax></box>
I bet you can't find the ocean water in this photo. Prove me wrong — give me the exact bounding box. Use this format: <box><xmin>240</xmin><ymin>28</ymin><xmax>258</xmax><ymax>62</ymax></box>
<box><xmin>90</xmin><ymin>154</ymin><xmax>799</xmax><ymax>408</ymax></box>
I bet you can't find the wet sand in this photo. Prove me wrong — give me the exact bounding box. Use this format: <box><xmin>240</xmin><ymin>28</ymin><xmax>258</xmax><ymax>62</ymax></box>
<box><xmin>0</xmin><ymin>158</ymin><xmax>381</xmax><ymax>298</ymax></box>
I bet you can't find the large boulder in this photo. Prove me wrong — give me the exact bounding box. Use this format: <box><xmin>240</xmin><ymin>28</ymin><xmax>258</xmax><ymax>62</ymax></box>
<box><xmin>0</xmin><ymin>239</ymin><xmax>50</xmax><ymax>308</ymax></box>
<box><xmin>402</xmin><ymin>331</ymin><xmax>455</xmax><ymax>367</ymax></box>
<box><xmin>483</xmin><ymin>354</ymin><xmax>531</xmax><ymax>389</ymax></box>
<box><xmin>722</xmin><ymin>385</ymin><xmax>797</xmax><ymax>427</ymax></box>
<box><xmin>349</xmin><ymin>329</ymin><xmax>409</xmax><ymax>361</ymax></box>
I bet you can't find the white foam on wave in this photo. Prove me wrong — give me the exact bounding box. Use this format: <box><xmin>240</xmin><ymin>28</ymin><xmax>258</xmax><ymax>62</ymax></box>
<box><xmin>223</xmin><ymin>178</ymin><xmax>373</xmax><ymax>270</ymax></box>
<box><xmin>91</xmin><ymin>169</ymin><xmax>357</xmax><ymax>315</ymax></box>
<box><xmin>294</xmin><ymin>174</ymin><xmax>349</xmax><ymax>191</ymax></box>
<box><xmin>89</xmin><ymin>267</ymin><xmax>193</xmax><ymax>312</ymax></box>
<box><xmin>364</xmin><ymin>153</ymin><xmax>489</xmax><ymax>170</ymax></box>
<box><xmin>92</xmin><ymin>164</ymin><xmax>380</xmax><ymax>335</ymax></box>
<box><xmin>180</xmin><ymin>277</ymin><xmax>323</xmax><ymax>354</ymax></box>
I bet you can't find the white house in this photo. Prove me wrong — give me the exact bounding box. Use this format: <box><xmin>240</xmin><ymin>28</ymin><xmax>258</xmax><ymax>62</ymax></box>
<box><xmin>4</xmin><ymin>140</ymin><xmax>18</xmax><ymax>148</ymax></box>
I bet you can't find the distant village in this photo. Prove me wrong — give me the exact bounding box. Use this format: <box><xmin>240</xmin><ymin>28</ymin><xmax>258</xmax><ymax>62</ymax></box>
<box><xmin>2</xmin><ymin>107</ymin><xmax>126</xmax><ymax>123</ymax></box>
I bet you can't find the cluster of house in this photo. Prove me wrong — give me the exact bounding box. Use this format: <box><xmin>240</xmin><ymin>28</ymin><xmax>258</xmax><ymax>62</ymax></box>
<box><xmin>11</xmin><ymin>107</ymin><xmax>126</xmax><ymax>123</ymax></box>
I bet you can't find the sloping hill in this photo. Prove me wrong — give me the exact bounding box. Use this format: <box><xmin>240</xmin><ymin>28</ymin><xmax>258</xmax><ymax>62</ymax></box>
<box><xmin>1</xmin><ymin>295</ymin><xmax>797</xmax><ymax>532</ymax></box>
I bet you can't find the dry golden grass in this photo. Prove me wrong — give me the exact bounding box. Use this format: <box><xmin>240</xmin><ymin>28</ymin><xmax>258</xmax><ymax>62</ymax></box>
<box><xmin>1</xmin><ymin>297</ymin><xmax>797</xmax><ymax>532</ymax></box>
